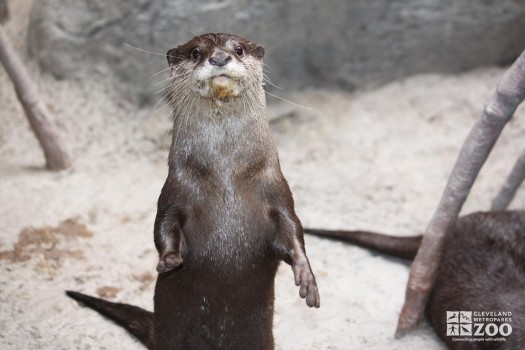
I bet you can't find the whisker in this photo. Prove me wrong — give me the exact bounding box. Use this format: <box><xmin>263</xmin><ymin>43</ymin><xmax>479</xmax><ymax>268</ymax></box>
<box><xmin>146</xmin><ymin>67</ymin><xmax>172</xmax><ymax>82</ymax></box>
<box><xmin>264</xmin><ymin>91</ymin><xmax>312</xmax><ymax>110</ymax></box>
<box><xmin>263</xmin><ymin>63</ymin><xmax>273</xmax><ymax>73</ymax></box>
<box><xmin>154</xmin><ymin>71</ymin><xmax>194</xmax><ymax>86</ymax></box>
<box><xmin>153</xmin><ymin>91</ymin><xmax>173</xmax><ymax>111</ymax></box>
<box><xmin>155</xmin><ymin>76</ymin><xmax>175</xmax><ymax>86</ymax></box>
<box><xmin>123</xmin><ymin>42</ymin><xmax>184</xmax><ymax>59</ymax></box>
<box><xmin>189</xmin><ymin>31</ymin><xmax>202</xmax><ymax>39</ymax></box>
<box><xmin>156</xmin><ymin>84</ymin><xmax>173</xmax><ymax>94</ymax></box>
<box><xmin>153</xmin><ymin>101</ymin><xmax>173</xmax><ymax>117</ymax></box>
<box><xmin>263</xmin><ymin>76</ymin><xmax>282</xmax><ymax>90</ymax></box>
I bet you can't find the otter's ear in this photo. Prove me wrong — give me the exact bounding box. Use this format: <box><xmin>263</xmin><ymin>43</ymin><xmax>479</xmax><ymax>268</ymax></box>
<box><xmin>254</xmin><ymin>45</ymin><xmax>265</xmax><ymax>59</ymax></box>
<box><xmin>167</xmin><ymin>48</ymin><xmax>177</xmax><ymax>66</ymax></box>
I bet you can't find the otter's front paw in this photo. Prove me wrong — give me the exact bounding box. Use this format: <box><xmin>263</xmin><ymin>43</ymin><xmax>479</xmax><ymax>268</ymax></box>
<box><xmin>156</xmin><ymin>251</ymin><xmax>183</xmax><ymax>273</ymax></box>
<box><xmin>292</xmin><ymin>263</ymin><xmax>320</xmax><ymax>308</ymax></box>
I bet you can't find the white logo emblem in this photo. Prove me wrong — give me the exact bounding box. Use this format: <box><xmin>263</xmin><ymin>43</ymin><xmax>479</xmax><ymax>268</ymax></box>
<box><xmin>446</xmin><ymin>310</ymin><xmax>512</xmax><ymax>341</ymax></box>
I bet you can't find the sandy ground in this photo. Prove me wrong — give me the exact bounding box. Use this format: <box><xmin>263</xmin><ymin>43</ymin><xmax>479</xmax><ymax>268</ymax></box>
<box><xmin>1</xmin><ymin>2</ymin><xmax>525</xmax><ymax>350</ymax></box>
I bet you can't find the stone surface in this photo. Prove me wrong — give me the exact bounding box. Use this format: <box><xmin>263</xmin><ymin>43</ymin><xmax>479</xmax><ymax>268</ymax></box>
<box><xmin>28</xmin><ymin>0</ymin><xmax>525</xmax><ymax>103</ymax></box>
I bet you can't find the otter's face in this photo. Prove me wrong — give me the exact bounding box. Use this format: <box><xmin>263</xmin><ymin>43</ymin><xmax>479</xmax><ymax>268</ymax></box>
<box><xmin>167</xmin><ymin>33</ymin><xmax>265</xmax><ymax>100</ymax></box>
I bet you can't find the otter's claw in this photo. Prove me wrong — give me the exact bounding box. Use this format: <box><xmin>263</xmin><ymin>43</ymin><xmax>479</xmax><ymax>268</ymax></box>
<box><xmin>156</xmin><ymin>251</ymin><xmax>183</xmax><ymax>273</ymax></box>
<box><xmin>292</xmin><ymin>262</ymin><xmax>320</xmax><ymax>308</ymax></box>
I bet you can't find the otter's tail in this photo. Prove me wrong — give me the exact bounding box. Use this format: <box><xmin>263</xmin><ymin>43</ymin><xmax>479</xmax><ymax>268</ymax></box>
<box><xmin>303</xmin><ymin>228</ymin><xmax>422</xmax><ymax>260</ymax></box>
<box><xmin>66</xmin><ymin>291</ymin><xmax>154</xmax><ymax>349</ymax></box>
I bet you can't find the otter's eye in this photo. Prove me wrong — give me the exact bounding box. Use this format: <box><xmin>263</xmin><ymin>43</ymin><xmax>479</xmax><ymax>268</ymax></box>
<box><xmin>191</xmin><ymin>48</ymin><xmax>201</xmax><ymax>61</ymax></box>
<box><xmin>235</xmin><ymin>45</ymin><xmax>244</xmax><ymax>56</ymax></box>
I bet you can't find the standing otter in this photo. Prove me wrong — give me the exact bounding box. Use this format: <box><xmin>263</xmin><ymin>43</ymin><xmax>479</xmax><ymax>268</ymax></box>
<box><xmin>66</xmin><ymin>33</ymin><xmax>319</xmax><ymax>350</ymax></box>
<box><xmin>305</xmin><ymin>210</ymin><xmax>525</xmax><ymax>349</ymax></box>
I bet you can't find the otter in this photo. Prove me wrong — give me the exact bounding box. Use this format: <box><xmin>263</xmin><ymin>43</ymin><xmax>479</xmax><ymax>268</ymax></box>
<box><xmin>305</xmin><ymin>210</ymin><xmax>525</xmax><ymax>349</ymax></box>
<box><xmin>66</xmin><ymin>33</ymin><xmax>320</xmax><ymax>350</ymax></box>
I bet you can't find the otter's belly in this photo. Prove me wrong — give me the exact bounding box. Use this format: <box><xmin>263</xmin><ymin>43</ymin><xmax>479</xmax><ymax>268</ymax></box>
<box><xmin>183</xmin><ymin>192</ymin><xmax>276</xmax><ymax>266</ymax></box>
<box><xmin>153</xmin><ymin>188</ymin><xmax>280</xmax><ymax>349</ymax></box>
<box><xmin>154</xmin><ymin>255</ymin><xmax>278</xmax><ymax>350</ymax></box>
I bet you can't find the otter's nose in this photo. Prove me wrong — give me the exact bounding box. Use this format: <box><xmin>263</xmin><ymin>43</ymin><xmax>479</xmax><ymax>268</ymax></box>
<box><xmin>209</xmin><ymin>51</ymin><xmax>232</xmax><ymax>67</ymax></box>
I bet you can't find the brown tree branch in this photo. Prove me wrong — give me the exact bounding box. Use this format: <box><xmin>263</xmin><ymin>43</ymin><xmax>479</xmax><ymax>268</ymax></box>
<box><xmin>0</xmin><ymin>23</ymin><xmax>70</xmax><ymax>170</ymax></box>
<box><xmin>0</xmin><ymin>0</ymin><xmax>8</xmax><ymax>23</ymax></box>
<box><xmin>396</xmin><ymin>48</ymin><xmax>525</xmax><ymax>337</ymax></box>
<box><xmin>491</xmin><ymin>147</ymin><xmax>525</xmax><ymax>210</ymax></box>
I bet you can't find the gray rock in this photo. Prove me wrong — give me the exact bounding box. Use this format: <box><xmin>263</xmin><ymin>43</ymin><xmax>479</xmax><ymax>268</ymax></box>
<box><xmin>28</xmin><ymin>0</ymin><xmax>525</xmax><ymax>104</ymax></box>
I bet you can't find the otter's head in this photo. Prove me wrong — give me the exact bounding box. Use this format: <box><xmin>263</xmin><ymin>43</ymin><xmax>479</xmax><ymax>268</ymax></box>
<box><xmin>167</xmin><ymin>33</ymin><xmax>265</xmax><ymax>104</ymax></box>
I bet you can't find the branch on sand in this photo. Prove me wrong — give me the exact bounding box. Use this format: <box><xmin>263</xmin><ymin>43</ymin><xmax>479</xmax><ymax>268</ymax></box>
<box><xmin>491</xmin><ymin>147</ymin><xmax>525</xmax><ymax>211</ymax></box>
<box><xmin>0</xmin><ymin>23</ymin><xmax>70</xmax><ymax>170</ymax></box>
<box><xmin>396</xmin><ymin>48</ymin><xmax>525</xmax><ymax>337</ymax></box>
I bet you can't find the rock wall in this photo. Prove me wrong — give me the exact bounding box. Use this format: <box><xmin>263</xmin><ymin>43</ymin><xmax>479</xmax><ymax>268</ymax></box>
<box><xmin>28</xmin><ymin>0</ymin><xmax>525</xmax><ymax>103</ymax></box>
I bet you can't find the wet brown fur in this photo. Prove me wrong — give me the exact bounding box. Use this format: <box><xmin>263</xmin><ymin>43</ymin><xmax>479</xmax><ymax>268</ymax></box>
<box><xmin>66</xmin><ymin>33</ymin><xmax>319</xmax><ymax>350</ymax></box>
<box><xmin>305</xmin><ymin>210</ymin><xmax>525</xmax><ymax>349</ymax></box>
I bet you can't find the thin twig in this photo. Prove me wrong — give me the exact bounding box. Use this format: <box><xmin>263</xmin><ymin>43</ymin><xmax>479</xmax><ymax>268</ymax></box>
<box><xmin>491</xmin><ymin>147</ymin><xmax>525</xmax><ymax>210</ymax></box>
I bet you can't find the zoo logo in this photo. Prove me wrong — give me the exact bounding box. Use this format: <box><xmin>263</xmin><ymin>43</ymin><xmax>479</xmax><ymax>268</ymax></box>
<box><xmin>446</xmin><ymin>311</ymin><xmax>473</xmax><ymax>336</ymax></box>
<box><xmin>446</xmin><ymin>311</ymin><xmax>512</xmax><ymax>338</ymax></box>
